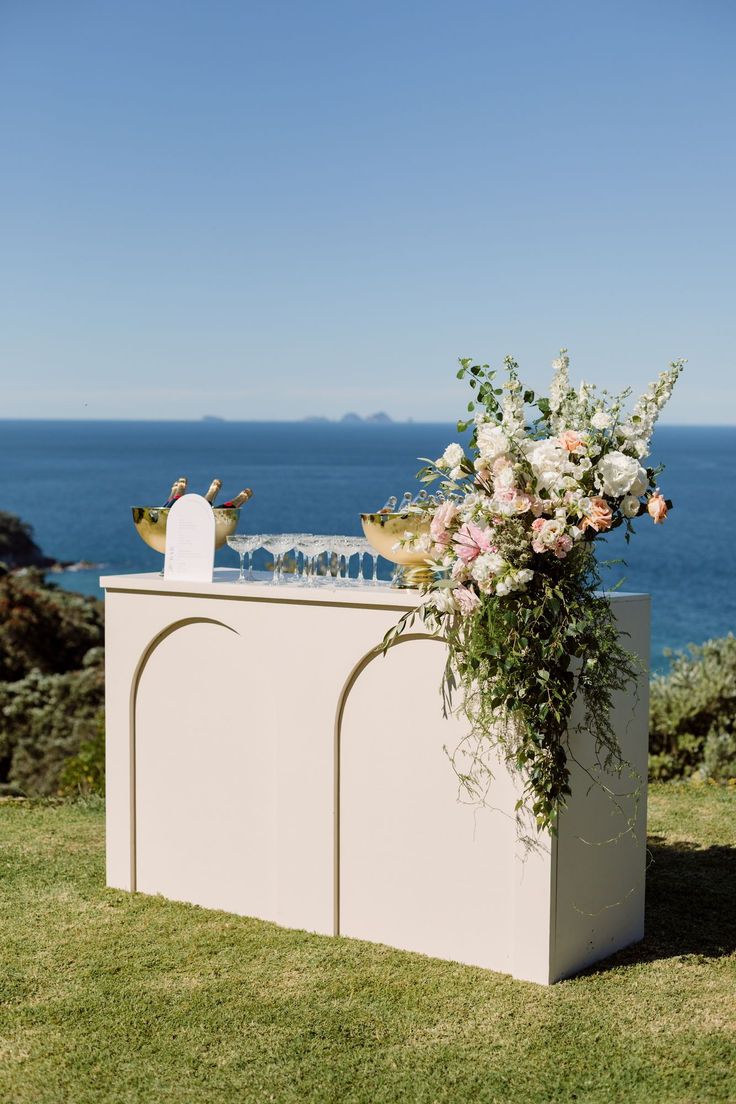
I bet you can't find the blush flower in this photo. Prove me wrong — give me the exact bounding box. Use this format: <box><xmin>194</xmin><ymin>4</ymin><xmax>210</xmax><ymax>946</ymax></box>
<box><xmin>647</xmin><ymin>492</ymin><xmax>668</xmax><ymax>524</ymax></box>
<box><xmin>531</xmin><ymin>517</ymin><xmax>574</xmax><ymax>559</ymax></box>
<box><xmin>455</xmin><ymin>585</ymin><xmax>481</xmax><ymax>616</ymax></box>
<box><xmin>559</xmin><ymin>430</ymin><xmax>584</xmax><ymax>453</ymax></box>
<box><xmin>429</xmin><ymin>501</ymin><xmax>458</xmax><ymax>546</ymax></box>
<box><xmin>453</xmin><ymin>522</ymin><xmax>493</xmax><ymax>563</ymax></box>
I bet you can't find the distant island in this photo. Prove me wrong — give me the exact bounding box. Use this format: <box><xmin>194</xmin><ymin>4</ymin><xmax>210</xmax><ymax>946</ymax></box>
<box><xmin>303</xmin><ymin>412</ymin><xmax>395</xmax><ymax>424</ymax></box>
<box><xmin>201</xmin><ymin>415</ymin><xmax>226</xmax><ymax>423</ymax></box>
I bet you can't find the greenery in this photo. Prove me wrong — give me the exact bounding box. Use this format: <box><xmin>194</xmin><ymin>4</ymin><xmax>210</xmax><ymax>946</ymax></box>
<box><xmin>0</xmin><ymin>555</ymin><xmax>105</xmax><ymax>797</ymax></box>
<box><xmin>0</xmin><ymin>784</ymin><xmax>733</xmax><ymax>1103</ymax></box>
<box><xmin>650</xmin><ymin>634</ymin><xmax>736</xmax><ymax>782</ymax></box>
<box><xmin>0</xmin><ymin>568</ymin><xmax>103</xmax><ymax>682</ymax></box>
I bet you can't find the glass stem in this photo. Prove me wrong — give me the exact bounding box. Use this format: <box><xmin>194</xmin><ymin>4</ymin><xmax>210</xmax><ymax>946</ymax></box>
<box><xmin>238</xmin><ymin>552</ymin><xmax>245</xmax><ymax>581</ymax></box>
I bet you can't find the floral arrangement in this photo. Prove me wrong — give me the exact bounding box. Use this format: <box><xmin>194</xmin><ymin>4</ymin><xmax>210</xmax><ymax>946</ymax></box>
<box><xmin>385</xmin><ymin>350</ymin><xmax>684</xmax><ymax>832</ymax></box>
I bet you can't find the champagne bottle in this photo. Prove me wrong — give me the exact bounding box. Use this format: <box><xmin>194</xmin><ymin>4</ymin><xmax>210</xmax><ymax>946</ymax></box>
<box><xmin>411</xmin><ymin>489</ymin><xmax>429</xmax><ymax>509</ymax></box>
<box><xmin>378</xmin><ymin>495</ymin><xmax>398</xmax><ymax>514</ymax></box>
<box><xmin>204</xmin><ymin>478</ymin><xmax>222</xmax><ymax>505</ymax></box>
<box><xmin>398</xmin><ymin>491</ymin><xmax>413</xmax><ymax>514</ymax></box>
<box><xmin>219</xmin><ymin>488</ymin><xmax>253</xmax><ymax>509</ymax></box>
<box><xmin>163</xmin><ymin>476</ymin><xmax>187</xmax><ymax>508</ymax></box>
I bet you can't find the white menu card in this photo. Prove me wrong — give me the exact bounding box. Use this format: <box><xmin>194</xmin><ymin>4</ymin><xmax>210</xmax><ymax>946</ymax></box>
<box><xmin>164</xmin><ymin>494</ymin><xmax>216</xmax><ymax>582</ymax></box>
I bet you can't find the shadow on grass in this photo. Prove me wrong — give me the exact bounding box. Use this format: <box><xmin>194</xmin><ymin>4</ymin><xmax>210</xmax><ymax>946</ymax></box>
<box><xmin>590</xmin><ymin>836</ymin><xmax>736</xmax><ymax>973</ymax></box>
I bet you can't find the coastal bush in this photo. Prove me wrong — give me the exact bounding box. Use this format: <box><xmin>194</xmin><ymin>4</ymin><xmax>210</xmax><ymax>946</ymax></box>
<box><xmin>649</xmin><ymin>634</ymin><xmax>736</xmax><ymax>781</ymax></box>
<box><xmin>0</xmin><ymin>656</ymin><xmax>104</xmax><ymax>795</ymax></box>
<box><xmin>59</xmin><ymin>710</ymin><xmax>106</xmax><ymax>796</ymax></box>
<box><xmin>0</xmin><ymin>569</ymin><xmax>103</xmax><ymax>681</ymax></box>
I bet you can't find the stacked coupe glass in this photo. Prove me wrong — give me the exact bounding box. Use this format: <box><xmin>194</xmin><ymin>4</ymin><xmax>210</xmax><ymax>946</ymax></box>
<box><xmin>226</xmin><ymin>535</ymin><xmax>381</xmax><ymax>585</ymax></box>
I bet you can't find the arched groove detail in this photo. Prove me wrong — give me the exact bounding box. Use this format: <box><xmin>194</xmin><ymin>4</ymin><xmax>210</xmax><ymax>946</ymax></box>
<box><xmin>333</xmin><ymin>632</ymin><xmax>448</xmax><ymax>935</ymax></box>
<box><xmin>128</xmin><ymin>617</ymin><xmax>240</xmax><ymax>890</ymax></box>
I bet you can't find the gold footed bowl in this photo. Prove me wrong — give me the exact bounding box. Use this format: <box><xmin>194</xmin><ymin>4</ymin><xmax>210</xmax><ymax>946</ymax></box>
<box><xmin>132</xmin><ymin>506</ymin><xmax>241</xmax><ymax>554</ymax></box>
<box><xmin>360</xmin><ymin>512</ymin><xmax>436</xmax><ymax>588</ymax></box>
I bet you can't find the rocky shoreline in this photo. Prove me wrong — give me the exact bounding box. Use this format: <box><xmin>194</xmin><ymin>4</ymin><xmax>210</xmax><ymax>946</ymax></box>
<box><xmin>0</xmin><ymin>510</ymin><xmax>98</xmax><ymax>575</ymax></box>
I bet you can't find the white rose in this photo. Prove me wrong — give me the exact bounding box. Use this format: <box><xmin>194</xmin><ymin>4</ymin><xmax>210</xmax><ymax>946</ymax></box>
<box><xmin>476</xmin><ymin>423</ymin><xmax>510</xmax><ymax>462</ymax></box>
<box><xmin>515</xmin><ymin>568</ymin><xmax>534</xmax><ymax>585</ymax></box>
<box><xmin>620</xmin><ymin>495</ymin><xmax>641</xmax><ymax>519</ymax></box>
<box><xmin>443</xmin><ymin>443</ymin><xmax>465</xmax><ymax>469</ymax></box>
<box><xmin>595</xmin><ymin>451</ymin><xmax>647</xmax><ymax>497</ymax></box>
<box><xmin>591</xmin><ymin>410</ymin><xmax>612</xmax><ymax>430</ymax></box>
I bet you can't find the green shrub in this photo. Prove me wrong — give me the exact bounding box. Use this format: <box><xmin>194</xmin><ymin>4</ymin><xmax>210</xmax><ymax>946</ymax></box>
<box><xmin>649</xmin><ymin>634</ymin><xmax>736</xmax><ymax>781</ymax></box>
<box><xmin>59</xmin><ymin>710</ymin><xmax>106</xmax><ymax>796</ymax></box>
<box><xmin>0</xmin><ymin>656</ymin><xmax>104</xmax><ymax>795</ymax></box>
<box><xmin>0</xmin><ymin>570</ymin><xmax>103</xmax><ymax>681</ymax></box>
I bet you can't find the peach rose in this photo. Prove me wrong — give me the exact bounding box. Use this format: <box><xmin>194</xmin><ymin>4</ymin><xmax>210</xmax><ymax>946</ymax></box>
<box><xmin>581</xmin><ymin>496</ymin><xmax>613</xmax><ymax>533</ymax></box>
<box><xmin>647</xmin><ymin>492</ymin><xmax>668</xmax><ymax>524</ymax></box>
<box><xmin>559</xmin><ymin>430</ymin><xmax>584</xmax><ymax>452</ymax></box>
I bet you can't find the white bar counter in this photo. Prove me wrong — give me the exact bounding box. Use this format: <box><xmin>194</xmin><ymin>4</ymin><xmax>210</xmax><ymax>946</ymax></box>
<box><xmin>101</xmin><ymin>569</ymin><xmax>650</xmax><ymax>984</ymax></box>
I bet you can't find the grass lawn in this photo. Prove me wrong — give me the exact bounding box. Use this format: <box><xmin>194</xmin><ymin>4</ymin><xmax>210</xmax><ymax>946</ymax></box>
<box><xmin>1</xmin><ymin>785</ymin><xmax>734</xmax><ymax>1104</ymax></box>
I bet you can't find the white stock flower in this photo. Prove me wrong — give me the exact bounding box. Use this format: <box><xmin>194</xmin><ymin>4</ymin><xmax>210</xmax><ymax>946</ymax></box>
<box><xmin>620</xmin><ymin>495</ymin><xmax>641</xmax><ymax>518</ymax></box>
<box><xmin>549</xmin><ymin>350</ymin><xmax>570</xmax><ymax>415</ymax></box>
<box><xmin>443</xmin><ymin>443</ymin><xmax>465</xmax><ymax>469</ymax></box>
<box><xmin>591</xmin><ymin>409</ymin><xmax>612</xmax><ymax>430</ymax></box>
<box><xmin>449</xmin><ymin>466</ymin><xmax>464</xmax><ymax>481</ymax></box>
<box><xmin>594</xmin><ymin>451</ymin><xmax>647</xmax><ymax>497</ymax></box>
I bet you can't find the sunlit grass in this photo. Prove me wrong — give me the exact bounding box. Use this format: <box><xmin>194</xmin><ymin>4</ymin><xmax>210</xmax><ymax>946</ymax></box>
<box><xmin>1</xmin><ymin>785</ymin><xmax>734</xmax><ymax>1103</ymax></box>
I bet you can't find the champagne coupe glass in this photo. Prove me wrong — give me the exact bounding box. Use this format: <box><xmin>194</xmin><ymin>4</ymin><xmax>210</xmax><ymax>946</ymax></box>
<box><xmin>343</xmin><ymin>536</ymin><xmax>364</xmax><ymax>584</ymax></box>
<box><xmin>262</xmin><ymin>534</ymin><xmax>293</xmax><ymax>584</ymax></box>
<box><xmin>293</xmin><ymin>534</ymin><xmax>315</xmax><ymax>585</ymax></box>
<box><xmin>244</xmin><ymin>534</ymin><xmax>261</xmax><ymax>579</ymax></box>
<box><xmin>334</xmin><ymin>536</ymin><xmax>351</xmax><ymax>581</ymax></box>
<box><xmin>226</xmin><ymin>534</ymin><xmax>249</xmax><ymax>582</ymax></box>
<box><xmin>353</xmin><ymin>536</ymin><xmax>370</xmax><ymax>587</ymax></box>
<box><xmin>310</xmin><ymin>536</ymin><xmax>330</xmax><ymax>584</ymax></box>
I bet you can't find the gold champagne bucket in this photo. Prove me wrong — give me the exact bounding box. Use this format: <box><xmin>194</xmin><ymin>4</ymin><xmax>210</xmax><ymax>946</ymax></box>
<box><xmin>132</xmin><ymin>507</ymin><xmax>241</xmax><ymax>554</ymax></box>
<box><xmin>360</xmin><ymin>512</ymin><xmax>436</xmax><ymax>588</ymax></box>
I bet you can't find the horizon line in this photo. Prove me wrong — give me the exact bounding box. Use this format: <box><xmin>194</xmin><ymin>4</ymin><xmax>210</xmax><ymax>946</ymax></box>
<box><xmin>0</xmin><ymin>417</ymin><xmax>734</xmax><ymax>428</ymax></box>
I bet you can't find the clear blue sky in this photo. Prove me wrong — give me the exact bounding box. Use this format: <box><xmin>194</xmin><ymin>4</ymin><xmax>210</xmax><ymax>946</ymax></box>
<box><xmin>1</xmin><ymin>0</ymin><xmax>734</xmax><ymax>422</ymax></box>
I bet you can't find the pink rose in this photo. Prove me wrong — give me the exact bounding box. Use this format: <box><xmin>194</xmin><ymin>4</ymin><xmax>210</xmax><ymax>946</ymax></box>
<box><xmin>455</xmin><ymin>585</ymin><xmax>481</xmax><ymax>616</ymax></box>
<box><xmin>453</xmin><ymin>522</ymin><xmax>493</xmax><ymax>563</ymax></box>
<box><xmin>581</xmin><ymin>496</ymin><xmax>613</xmax><ymax>533</ymax></box>
<box><xmin>647</xmin><ymin>492</ymin><xmax>668</xmax><ymax>524</ymax></box>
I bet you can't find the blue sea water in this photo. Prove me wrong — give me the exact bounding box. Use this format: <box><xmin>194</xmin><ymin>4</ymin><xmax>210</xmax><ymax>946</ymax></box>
<box><xmin>1</xmin><ymin>420</ymin><xmax>734</xmax><ymax>672</ymax></box>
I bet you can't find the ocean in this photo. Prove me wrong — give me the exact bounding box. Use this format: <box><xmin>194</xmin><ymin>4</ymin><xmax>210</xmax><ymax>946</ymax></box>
<box><xmin>1</xmin><ymin>420</ymin><xmax>734</xmax><ymax>672</ymax></box>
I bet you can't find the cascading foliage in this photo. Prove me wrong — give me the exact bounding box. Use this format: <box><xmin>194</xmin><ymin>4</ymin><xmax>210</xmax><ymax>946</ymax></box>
<box><xmin>384</xmin><ymin>351</ymin><xmax>684</xmax><ymax>832</ymax></box>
